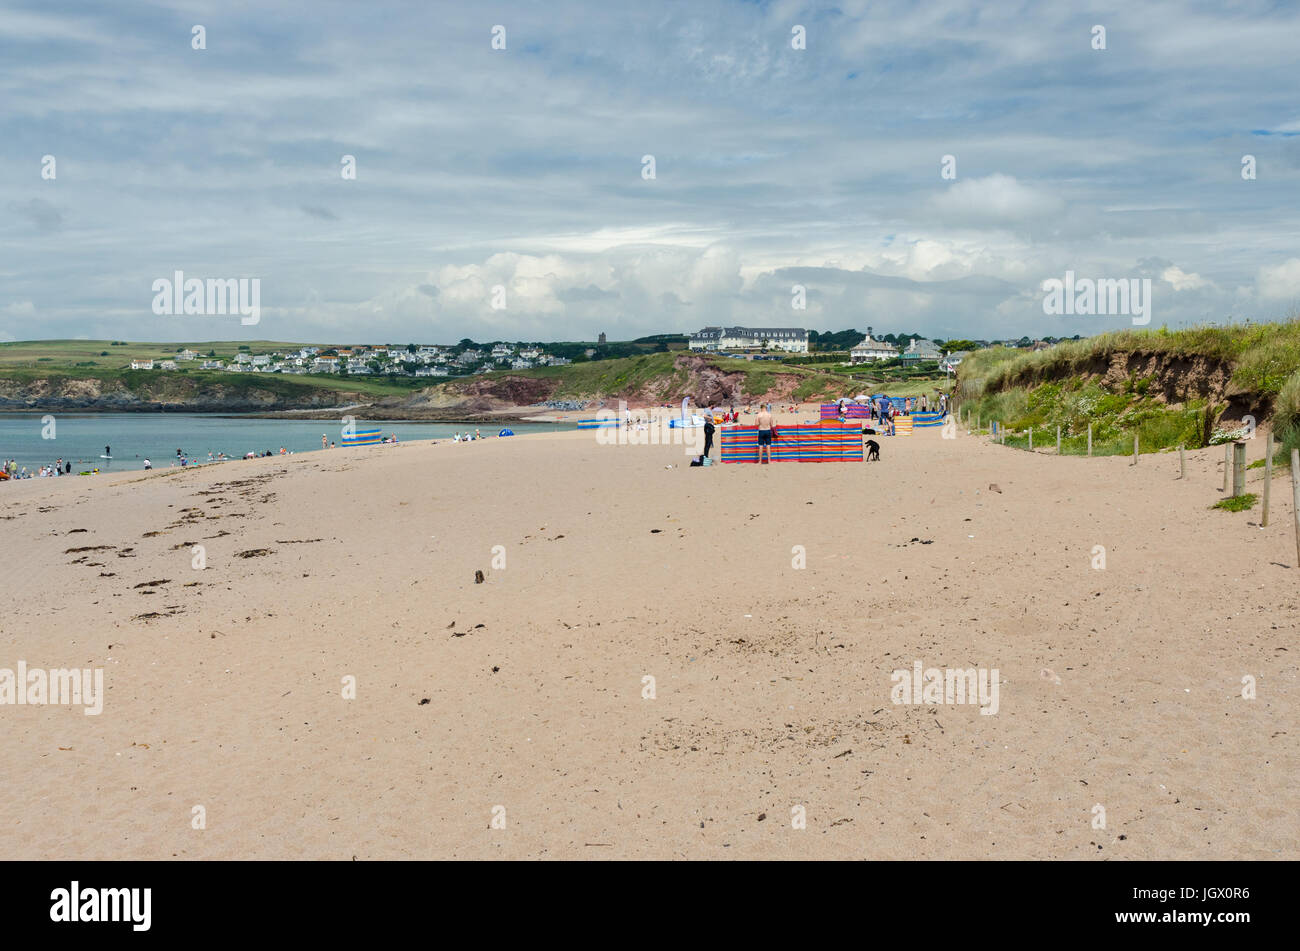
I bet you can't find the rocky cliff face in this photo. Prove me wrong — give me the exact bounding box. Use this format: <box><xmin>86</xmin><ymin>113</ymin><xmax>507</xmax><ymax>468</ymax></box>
<box><xmin>986</xmin><ymin>349</ymin><xmax>1263</xmax><ymax>422</ymax></box>
<box><xmin>429</xmin><ymin>354</ymin><xmax>845</xmax><ymax>408</ymax></box>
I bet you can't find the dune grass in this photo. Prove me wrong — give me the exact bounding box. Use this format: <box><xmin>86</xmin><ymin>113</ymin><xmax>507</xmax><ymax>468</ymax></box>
<box><xmin>1211</xmin><ymin>493</ymin><xmax>1257</xmax><ymax>512</ymax></box>
<box><xmin>959</xmin><ymin>318</ymin><xmax>1300</xmax><ymax>457</ymax></box>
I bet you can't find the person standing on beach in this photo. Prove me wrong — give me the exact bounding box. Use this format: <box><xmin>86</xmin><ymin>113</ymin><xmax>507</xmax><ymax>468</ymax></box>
<box><xmin>322</xmin><ymin>434</ymin><xmax>328</xmax><ymax>450</ymax></box>
<box><xmin>703</xmin><ymin>414</ymin><xmax>715</xmax><ymax>461</ymax></box>
<box><xmin>756</xmin><ymin>403</ymin><xmax>774</xmax><ymax>465</ymax></box>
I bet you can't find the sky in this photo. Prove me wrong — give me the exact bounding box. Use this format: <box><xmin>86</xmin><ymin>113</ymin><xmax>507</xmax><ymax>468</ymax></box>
<box><xmin>2</xmin><ymin>0</ymin><xmax>1300</xmax><ymax>345</ymax></box>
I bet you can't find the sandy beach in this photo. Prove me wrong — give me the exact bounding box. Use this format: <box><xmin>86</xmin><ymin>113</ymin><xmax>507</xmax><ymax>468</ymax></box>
<box><xmin>1</xmin><ymin>414</ymin><xmax>1295</xmax><ymax>860</ymax></box>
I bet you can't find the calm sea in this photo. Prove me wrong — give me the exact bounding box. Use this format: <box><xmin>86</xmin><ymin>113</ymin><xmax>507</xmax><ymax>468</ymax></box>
<box><xmin>0</xmin><ymin>413</ymin><xmax>574</xmax><ymax>471</ymax></box>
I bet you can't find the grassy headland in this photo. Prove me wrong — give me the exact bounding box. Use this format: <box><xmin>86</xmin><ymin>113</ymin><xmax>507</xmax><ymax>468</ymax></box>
<box><xmin>956</xmin><ymin>320</ymin><xmax>1300</xmax><ymax>457</ymax></box>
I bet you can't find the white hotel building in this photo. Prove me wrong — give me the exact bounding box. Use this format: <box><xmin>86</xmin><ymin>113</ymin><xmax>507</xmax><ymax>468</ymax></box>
<box><xmin>688</xmin><ymin>326</ymin><xmax>809</xmax><ymax>353</ymax></box>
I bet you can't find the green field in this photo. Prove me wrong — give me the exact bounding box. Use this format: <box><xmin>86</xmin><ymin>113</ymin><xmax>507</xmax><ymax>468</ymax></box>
<box><xmin>0</xmin><ymin>339</ymin><xmax>310</xmax><ymax>368</ymax></box>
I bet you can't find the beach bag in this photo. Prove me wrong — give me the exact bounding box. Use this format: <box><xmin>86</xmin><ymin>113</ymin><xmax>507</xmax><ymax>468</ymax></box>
<box><xmin>702</xmin><ymin>455</ymin><xmax>713</xmax><ymax>466</ymax></box>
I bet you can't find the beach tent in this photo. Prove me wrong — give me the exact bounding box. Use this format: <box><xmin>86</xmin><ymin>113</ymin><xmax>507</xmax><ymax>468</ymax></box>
<box><xmin>498</xmin><ymin>429</ymin><xmax>515</xmax><ymax>437</ymax></box>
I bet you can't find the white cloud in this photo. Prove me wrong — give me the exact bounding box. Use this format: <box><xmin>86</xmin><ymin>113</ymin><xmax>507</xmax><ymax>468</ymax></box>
<box><xmin>1161</xmin><ymin>266</ymin><xmax>1211</xmax><ymax>291</ymax></box>
<box><xmin>928</xmin><ymin>175</ymin><xmax>1066</xmax><ymax>226</ymax></box>
<box><xmin>1257</xmin><ymin>258</ymin><xmax>1300</xmax><ymax>300</ymax></box>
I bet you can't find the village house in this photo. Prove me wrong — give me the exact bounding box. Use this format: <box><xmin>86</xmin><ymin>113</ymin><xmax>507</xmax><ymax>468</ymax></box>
<box><xmin>130</xmin><ymin>359</ymin><xmax>154</xmax><ymax>370</ymax></box>
<box><xmin>850</xmin><ymin>330</ymin><xmax>899</xmax><ymax>364</ymax></box>
<box><xmin>940</xmin><ymin>351</ymin><xmax>970</xmax><ymax>373</ymax></box>
<box><xmin>201</xmin><ymin>360</ymin><xmax>224</xmax><ymax>370</ymax></box>
<box><xmin>900</xmin><ymin>338</ymin><xmax>943</xmax><ymax>365</ymax></box>
<box><xmin>177</xmin><ymin>349</ymin><xmax>199</xmax><ymax>361</ymax></box>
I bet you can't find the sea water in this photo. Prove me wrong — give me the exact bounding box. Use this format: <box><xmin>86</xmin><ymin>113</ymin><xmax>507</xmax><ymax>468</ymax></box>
<box><xmin>0</xmin><ymin>413</ymin><xmax>573</xmax><ymax>471</ymax></box>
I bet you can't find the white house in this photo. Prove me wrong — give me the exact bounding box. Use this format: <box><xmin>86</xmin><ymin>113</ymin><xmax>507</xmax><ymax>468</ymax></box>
<box><xmin>177</xmin><ymin>349</ymin><xmax>199</xmax><ymax>361</ymax></box>
<box><xmin>850</xmin><ymin>334</ymin><xmax>898</xmax><ymax>364</ymax></box>
<box><xmin>201</xmin><ymin>360</ymin><xmax>224</xmax><ymax>370</ymax></box>
<box><xmin>251</xmin><ymin>354</ymin><xmax>271</xmax><ymax>367</ymax></box>
<box><xmin>130</xmin><ymin>359</ymin><xmax>154</xmax><ymax>370</ymax></box>
<box><xmin>940</xmin><ymin>351</ymin><xmax>971</xmax><ymax>373</ymax></box>
<box><xmin>234</xmin><ymin>352</ymin><xmax>252</xmax><ymax>364</ymax></box>
<box><xmin>688</xmin><ymin>326</ymin><xmax>809</xmax><ymax>353</ymax></box>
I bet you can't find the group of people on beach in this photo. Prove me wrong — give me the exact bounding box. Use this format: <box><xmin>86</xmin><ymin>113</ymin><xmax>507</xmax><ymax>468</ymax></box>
<box><xmin>690</xmin><ymin>391</ymin><xmax>952</xmax><ymax>465</ymax></box>
<box><xmin>451</xmin><ymin>430</ymin><xmax>481</xmax><ymax>442</ymax></box>
<box><xmin>2</xmin><ymin>458</ymin><xmax>73</xmax><ymax>480</ymax></box>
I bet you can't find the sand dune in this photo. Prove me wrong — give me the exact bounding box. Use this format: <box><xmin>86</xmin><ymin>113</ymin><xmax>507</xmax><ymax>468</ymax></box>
<box><xmin>1</xmin><ymin>416</ymin><xmax>1295</xmax><ymax>859</ymax></box>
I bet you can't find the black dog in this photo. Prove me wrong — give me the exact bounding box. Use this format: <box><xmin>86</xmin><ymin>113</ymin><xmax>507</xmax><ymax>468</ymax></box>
<box><xmin>865</xmin><ymin>439</ymin><xmax>880</xmax><ymax>461</ymax></box>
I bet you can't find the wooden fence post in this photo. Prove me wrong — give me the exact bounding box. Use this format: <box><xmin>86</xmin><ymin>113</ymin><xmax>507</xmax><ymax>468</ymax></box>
<box><xmin>1292</xmin><ymin>449</ymin><xmax>1300</xmax><ymax>567</ymax></box>
<box><xmin>1057</xmin><ymin>425</ymin><xmax>1061</xmax><ymax>454</ymax></box>
<box><xmin>1263</xmin><ymin>435</ymin><xmax>1273</xmax><ymax>526</ymax></box>
<box><xmin>1224</xmin><ymin>444</ymin><xmax>1231</xmax><ymax>493</ymax></box>
<box><xmin>1233</xmin><ymin>441</ymin><xmax>1246</xmax><ymax>497</ymax></box>
<box><xmin>1087</xmin><ymin>424</ymin><xmax>1092</xmax><ymax>456</ymax></box>
<box><xmin>1028</xmin><ymin>427</ymin><xmax>1033</xmax><ymax>451</ymax></box>
<box><xmin>1132</xmin><ymin>433</ymin><xmax>1139</xmax><ymax>465</ymax></box>
<box><xmin>1178</xmin><ymin>445</ymin><xmax>1185</xmax><ymax>480</ymax></box>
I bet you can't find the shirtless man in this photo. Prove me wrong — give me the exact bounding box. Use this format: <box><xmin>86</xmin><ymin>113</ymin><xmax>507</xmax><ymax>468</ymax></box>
<box><xmin>756</xmin><ymin>403</ymin><xmax>774</xmax><ymax>465</ymax></box>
